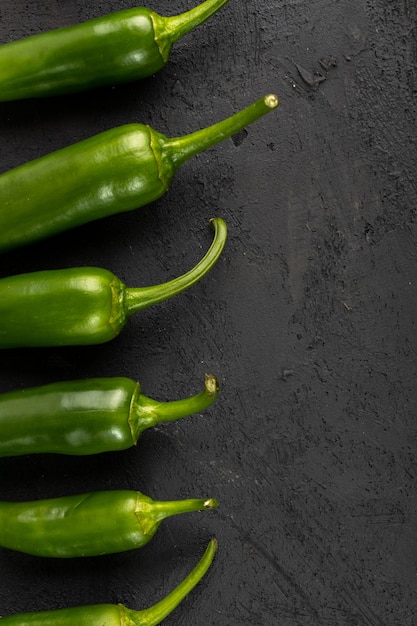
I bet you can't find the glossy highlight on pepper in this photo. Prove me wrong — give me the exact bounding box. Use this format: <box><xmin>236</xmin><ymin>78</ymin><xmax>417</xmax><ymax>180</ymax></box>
<box><xmin>0</xmin><ymin>538</ymin><xmax>218</xmax><ymax>624</ymax></box>
<box><xmin>0</xmin><ymin>95</ymin><xmax>278</xmax><ymax>252</ymax></box>
<box><xmin>0</xmin><ymin>373</ymin><xmax>219</xmax><ymax>457</ymax></box>
<box><xmin>0</xmin><ymin>490</ymin><xmax>218</xmax><ymax>558</ymax></box>
<box><xmin>0</xmin><ymin>0</ymin><xmax>229</xmax><ymax>101</ymax></box>
<box><xmin>0</xmin><ymin>217</ymin><xmax>226</xmax><ymax>348</ymax></box>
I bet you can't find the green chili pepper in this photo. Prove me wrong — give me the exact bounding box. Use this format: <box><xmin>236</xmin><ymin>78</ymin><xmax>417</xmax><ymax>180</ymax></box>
<box><xmin>0</xmin><ymin>538</ymin><xmax>218</xmax><ymax>624</ymax></box>
<box><xmin>0</xmin><ymin>95</ymin><xmax>278</xmax><ymax>252</ymax></box>
<box><xmin>0</xmin><ymin>373</ymin><xmax>219</xmax><ymax>457</ymax></box>
<box><xmin>0</xmin><ymin>217</ymin><xmax>226</xmax><ymax>349</ymax></box>
<box><xmin>0</xmin><ymin>490</ymin><xmax>218</xmax><ymax>558</ymax></box>
<box><xmin>0</xmin><ymin>0</ymin><xmax>229</xmax><ymax>101</ymax></box>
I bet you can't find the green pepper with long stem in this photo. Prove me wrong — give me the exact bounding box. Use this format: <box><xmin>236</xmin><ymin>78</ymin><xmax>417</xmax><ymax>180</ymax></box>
<box><xmin>0</xmin><ymin>0</ymin><xmax>229</xmax><ymax>101</ymax></box>
<box><xmin>0</xmin><ymin>490</ymin><xmax>218</xmax><ymax>558</ymax></box>
<box><xmin>0</xmin><ymin>217</ymin><xmax>226</xmax><ymax>349</ymax></box>
<box><xmin>0</xmin><ymin>373</ymin><xmax>219</xmax><ymax>457</ymax></box>
<box><xmin>0</xmin><ymin>95</ymin><xmax>278</xmax><ymax>252</ymax></box>
<box><xmin>0</xmin><ymin>539</ymin><xmax>217</xmax><ymax>624</ymax></box>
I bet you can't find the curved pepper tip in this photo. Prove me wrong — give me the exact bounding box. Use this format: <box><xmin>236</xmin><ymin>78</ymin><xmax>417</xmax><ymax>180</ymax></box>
<box><xmin>209</xmin><ymin>216</ymin><xmax>228</xmax><ymax>245</ymax></box>
<box><xmin>205</xmin><ymin>536</ymin><xmax>219</xmax><ymax>558</ymax></box>
<box><xmin>209</xmin><ymin>216</ymin><xmax>226</xmax><ymax>228</ymax></box>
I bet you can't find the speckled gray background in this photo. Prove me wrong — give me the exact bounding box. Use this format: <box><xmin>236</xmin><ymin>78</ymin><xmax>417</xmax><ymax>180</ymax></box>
<box><xmin>0</xmin><ymin>1</ymin><xmax>416</xmax><ymax>624</ymax></box>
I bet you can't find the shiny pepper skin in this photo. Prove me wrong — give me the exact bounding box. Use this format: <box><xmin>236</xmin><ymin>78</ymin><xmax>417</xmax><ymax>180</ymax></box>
<box><xmin>0</xmin><ymin>374</ymin><xmax>219</xmax><ymax>456</ymax></box>
<box><xmin>0</xmin><ymin>95</ymin><xmax>278</xmax><ymax>252</ymax></box>
<box><xmin>0</xmin><ymin>490</ymin><xmax>218</xmax><ymax>558</ymax></box>
<box><xmin>0</xmin><ymin>218</ymin><xmax>226</xmax><ymax>348</ymax></box>
<box><xmin>0</xmin><ymin>0</ymin><xmax>229</xmax><ymax>101</ymax></box>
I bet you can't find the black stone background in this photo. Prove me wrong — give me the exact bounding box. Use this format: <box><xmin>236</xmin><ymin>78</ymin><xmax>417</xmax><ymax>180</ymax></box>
<box><xmin>0</xmin><ymin>1</ymin><xmax>416</xmax><ymax>624</ymax></box>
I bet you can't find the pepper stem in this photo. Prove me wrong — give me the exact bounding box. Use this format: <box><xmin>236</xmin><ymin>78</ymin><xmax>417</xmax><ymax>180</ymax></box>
<box><xmin>165</xmin><ymin>0</ymin><xmax>230</xmax><ymax>43</ymax></box>
<box><xmin>124</xmin><ymin>218</ymin><xmax>227</xmax><ymax>317</ymax></box>
<box><xmin>136</xmin><ymin>495</ymin><xmax>218</xmax><ymax>536</ymax></box>
<box><xmin>166</xmin><ymin>94</ymin><xmax>279</xmax><ymax>170</ymax></box>
<box><xmin>129</xmin><ymin>374</ymin><xmax>220</xmax><ymax>442</ymax></box>
<box><xmin>122</xmin><ymin>539</ymin><xmax>218</xmax><ymax>626</ymax></box>
<box><xmin>151</xmin><ymin>497</ymin><xmax>218</xmax><ymax>524</ymax></box>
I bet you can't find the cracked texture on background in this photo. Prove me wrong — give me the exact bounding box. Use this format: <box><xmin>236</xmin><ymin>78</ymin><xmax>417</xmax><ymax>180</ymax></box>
<box><xmin>0</xmin><ymin>0</ymin><xmax>416</xmax><ymax>624</ymax></box>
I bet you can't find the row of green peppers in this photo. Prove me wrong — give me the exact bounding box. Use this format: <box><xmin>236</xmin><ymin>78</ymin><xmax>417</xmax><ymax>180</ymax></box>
<box><xmin>0</xmin><ymin>375</ymin><xmax>222</xmax><ymax>625</ymax></box>
<box><xmin>0</xmin><ymin>0</ymin><xmax>279</xmax><ymax>623</ymax></box>
<box><xmin>0</xmin><ymin>94</ymin><xmax>280</xmax><ymax>348</ymax></box>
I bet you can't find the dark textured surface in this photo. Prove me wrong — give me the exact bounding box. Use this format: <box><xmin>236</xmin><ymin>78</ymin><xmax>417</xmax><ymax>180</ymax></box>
<box><xmin>0</xmin><ymin>1</ymin><xmax>416</xmax><ymax>624</ymax></box>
